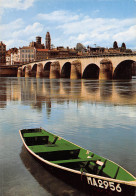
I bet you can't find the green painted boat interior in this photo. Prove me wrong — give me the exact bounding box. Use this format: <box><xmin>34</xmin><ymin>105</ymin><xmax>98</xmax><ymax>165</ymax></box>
<box><xmin>21</xmin><ymin>128</ymin><xmax>135</xmax><ymax>182</ymax></box>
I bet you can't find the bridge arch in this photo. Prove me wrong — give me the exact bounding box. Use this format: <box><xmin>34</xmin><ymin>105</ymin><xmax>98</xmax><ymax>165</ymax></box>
<box><xmin>31</xmin><ymin>63</ymin><xmax>37</xmax><ymax>77</ymax></box>
<box><xmin>44</xmin><ymin>61</ymin><xmax>52</xmax><ymax>78</ymax></box>
<box><xmin>82</xmin><ymin>63</ymin><xmax>99</xmax><ymax>79</ymax></box>
<box><xmin>22</xmin><ymin>66</ymin><xmax>26</xmax><ymax>77</ymax></box>
<box><xmin>113</xmin><ymin>60</ymin><xmax>135</xmax><ymax>79</ymax></box>
<box><xmin>61</xmin><ymin>62</ymin><xmax>71</xmax><ymax>78</ymax></box>
<box><xmin>31</xmin><ymin>63</ymin><xmax>37</xmax><ymax>71</ymax></box>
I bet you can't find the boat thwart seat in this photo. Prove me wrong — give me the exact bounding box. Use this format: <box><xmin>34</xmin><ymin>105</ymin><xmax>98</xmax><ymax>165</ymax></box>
<box><xmin>23</xmin><ymin>132</ymin><xmax>49</xmax><ymax>138</ymax></box>
<box><xmin>23</xmin><ymin>132</ymin><xmax>49</xmax><ymax>145</ymax></box>
<box><xmin>28</xmin><ymin>144</ymin><xmax>80</xmax><ymax>153</ymax></box>
<box><xmin>51</xmin><ymin>157</ymin><xmax>105</xmax><ymax>166</ymax></box>
<box><xmin>28</xmin><ymin>144</ymin><xmax>80</xmax><ymax>161</ymax></box>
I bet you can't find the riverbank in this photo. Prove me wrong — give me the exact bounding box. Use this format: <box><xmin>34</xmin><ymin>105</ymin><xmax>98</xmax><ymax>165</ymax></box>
<box><xmin>0</xmin><ymin>65</ymin><xmax>19</xmax><ymax>77</ymax></box>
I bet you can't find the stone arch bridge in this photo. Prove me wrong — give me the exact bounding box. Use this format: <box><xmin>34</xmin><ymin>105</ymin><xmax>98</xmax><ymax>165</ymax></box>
<box><xmin>18</xmin><ymin>54</ymin><xmax>136</xmax><ymax>80</ymax></box>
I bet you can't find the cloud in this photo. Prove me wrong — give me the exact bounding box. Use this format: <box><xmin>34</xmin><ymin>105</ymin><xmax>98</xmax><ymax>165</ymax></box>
<box><xmin>37</xmin><ymin>10</ymin><xmax>80</xmax><ymax>23</ymax></box>
<box><xmin>12</xmin><ymin>22</ymin><xmax>44</xmax><ymax>39</ymax></box>
<box><xmin>50</xmin><ymin>12</ymin><xmax>136</xmax><ymax>48</ymax></box>
<box><xmin>0</xmin><ymin>0</ymin><xmax>35</xmax><ymax>10</ymax></box>
<box><xmin>0</xmin><ymin>19</ymin><xmax>25</xmax><ymax>45</ymax></box>
<box><xmin>5</xmin><ymin>39</ymin><xmax>28</xmax><ymax>49</ymax></box>
<box><xmin>113</xmin><ymin>25</ymin><xmax>136</xmax><ymax>42</ymax></box>
<box><xmin>1</xmin><ymin>8</ymin><xmax>136</xmax><ymax>50</ymax></box>
<box><xmin>0</xmin><ymin>18</ymin><xmax>24</xmax><ymax>33</ymax></box>
<box><xmin>57</xmin><ymin>17</ymin><xmax>135</xmax><ymax>35</ymax></box>
<box><xmin>0</xmin><ymin>19</ymin><xmax>44</xmax><ymax>49</ymax></box>
<box><xmin>0</xmin><ymin>7</ymin><xmax>4</xmax><ymax>21</ymax></box>
<box><xmin>0</xmin><ymin>0</ymin><xmax>36</xmax><ymax>22</ymax></box>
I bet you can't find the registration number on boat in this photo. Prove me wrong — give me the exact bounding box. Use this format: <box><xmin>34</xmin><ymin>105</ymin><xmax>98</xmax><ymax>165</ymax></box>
<box><xmin>87</xmin><ymin>177</ymin><xmax>122</xmax><ymax>192</ymax></box>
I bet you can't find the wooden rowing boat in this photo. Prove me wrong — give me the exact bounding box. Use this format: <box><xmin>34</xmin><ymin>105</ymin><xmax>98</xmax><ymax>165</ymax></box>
<box><xmin>19</xmin><ymin>128</ymin><xmax>136</xmax><ymax>195</ymax></box>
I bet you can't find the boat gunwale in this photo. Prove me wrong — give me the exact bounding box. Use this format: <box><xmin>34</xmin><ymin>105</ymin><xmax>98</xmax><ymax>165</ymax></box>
<box><xmin>19</xmin><ymin>128</ymin><xmax>136</xmax><ymax>187</ymax></box>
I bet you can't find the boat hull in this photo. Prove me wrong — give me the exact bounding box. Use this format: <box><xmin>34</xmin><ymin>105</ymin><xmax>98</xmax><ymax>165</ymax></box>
<box><xmin>26</xmin><ymin>148</ymin><xmax>136</xmax><ymax>196</ymax></box>
<box><xmin>19</xmin><ymin>128</ymin><xmax>136</xmax><ymax>196</ymax></box>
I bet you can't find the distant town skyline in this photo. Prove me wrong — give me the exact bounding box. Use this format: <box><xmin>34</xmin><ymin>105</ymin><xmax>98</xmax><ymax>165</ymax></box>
<box><xmin>0</xmin><ymin>0</ymin><xmax>136</xmax><ymax>50</ymax></box>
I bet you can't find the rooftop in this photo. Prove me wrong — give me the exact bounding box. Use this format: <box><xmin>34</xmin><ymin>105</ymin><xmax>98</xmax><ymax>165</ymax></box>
<box><xmin>0</xmin><ymin>41</ymin><xmax>6</xmax><ymax>46</ymax></box>
<box><xmin>19</xmin><ymin>46</ymin><xmax>35</xmax><ymax>49</ymax></box>
<box><xmin>36</xmin><ymin>49</ymin><xmax>49</xmax><ymax>52</ymax></box>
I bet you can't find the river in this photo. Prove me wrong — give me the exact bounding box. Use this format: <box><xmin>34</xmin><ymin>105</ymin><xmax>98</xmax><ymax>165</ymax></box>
<box><xmin>0</xmin><ymin>77</ymin><xmax>136</xmax><ymax>196</ymax></box>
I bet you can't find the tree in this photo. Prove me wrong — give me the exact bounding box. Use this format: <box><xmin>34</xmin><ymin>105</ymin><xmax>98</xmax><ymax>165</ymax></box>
<box><xmin>76</xmin><ymin>43</ymin><xmax>86</xmax><ymax>52</ymax></box>
<box><xmin>113</xmin><ymin>41</ymin><xmax>118</xmax><ymax>49</ymax></box>
<box><xmin>121</xmin><ymin>42</ymin><xmax>126</xmax><ymax>49</ymax></box>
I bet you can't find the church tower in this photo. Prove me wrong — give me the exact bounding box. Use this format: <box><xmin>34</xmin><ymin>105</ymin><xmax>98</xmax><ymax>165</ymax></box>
<box><xmin>45</xmin><ymin>32</ymin><xmax>51</xmax><ymax>50</ymax></box>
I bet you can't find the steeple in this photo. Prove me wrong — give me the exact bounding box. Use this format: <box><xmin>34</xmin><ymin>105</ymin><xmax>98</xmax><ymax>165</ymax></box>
<box><xmin>45</xmin><ymin>32</ymin><xmax>51</xmax><ymax>50</ymax></box>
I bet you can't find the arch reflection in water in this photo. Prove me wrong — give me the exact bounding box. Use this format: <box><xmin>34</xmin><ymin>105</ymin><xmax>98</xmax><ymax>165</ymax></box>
<box><xmin>99</xmin><ymin>80</ymin><xmax>113</xmax><ymax>100</ymax></box>
<box><xmin>83</xmin><ymin>80</ymin><xmax>99</xmax><ymax>94</ymax></box>
<box><xmin>20</xmin><ymin>146</ymin><xmax>87</xmax><ymax>196</ymax></box>
<box><xmin>115</xmin><ymin>80</ymin><xmax>136</xmax><ymax>97</ymax></box>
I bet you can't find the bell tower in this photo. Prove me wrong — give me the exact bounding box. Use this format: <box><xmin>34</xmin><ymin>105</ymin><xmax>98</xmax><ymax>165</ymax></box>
<box><xmin>45</xmin><ymin>32</ymin><xmax>51</xmax><ymax>50</ymax></box>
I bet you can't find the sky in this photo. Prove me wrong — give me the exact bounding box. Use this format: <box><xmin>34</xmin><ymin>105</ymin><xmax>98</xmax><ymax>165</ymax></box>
<box><xmin>0</xmin><ymin>0</ymin><xmax>136</xmax><ymax>50</ymax></box>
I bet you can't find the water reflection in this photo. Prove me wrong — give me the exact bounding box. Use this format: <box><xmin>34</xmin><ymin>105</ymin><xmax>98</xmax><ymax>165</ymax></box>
<box><xmin>1</xmin><ymin>78</ymin><xmax>136</xmax><ymax>111</ymax></box>
<box><xmin>115</xmin><ymin>80</ymin><xmax>136</xmax><ymax>97</ymax></box>
<box><xmin>20</xmin><ymin>146</ymin><xmax>87</xmax><ymax>196</ymax></box>
<box><xmin>61</xmin><ymin>80</ymin><xmax>71</xmax><ymax>94</ymax></box>
<box><xmin>0</xmin><ymin>77</ymin><xmax>136</xmax><ymax>196</ymax></box>
<box><xmin>83</xmin><ymin>80</ymin><xmax>99</xmax><ymax>93</ymax></box>
<box><xmin>0</xmin><ymin>78</ymin><xmax>7</xmax><ymax>108</ymax></box>
<box><xmin>99</xmin><ymin>81</ymin><xmax>113</xmax><ymax>100</ymax></box>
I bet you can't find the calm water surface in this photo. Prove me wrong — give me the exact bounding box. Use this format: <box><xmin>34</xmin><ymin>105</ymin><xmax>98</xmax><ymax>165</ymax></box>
<box><xmin>0</xmin><ymin>77</ymin><xmax>136</xmax><ymax>196</ymax></box>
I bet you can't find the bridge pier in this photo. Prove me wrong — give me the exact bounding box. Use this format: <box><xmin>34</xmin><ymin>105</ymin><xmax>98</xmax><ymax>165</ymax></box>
<box><xmin>25</xmin><ymin>65</ymin><xmax>31</xmax><ymax>77</ymax></box>
<box><xmin>36</xmin><ymin>63</ymin><xmax>43</xmax><ymax>78</ymax></box>
<box><xmin>70</xmin><ymin>60</ymin><xmax>81</xmax><ymax>79</ymax></box>
<box><xmin>99</xmin><ymin>59</ymin><xmax>113</xmax><ymax>80</ymax></box>
<box><xmin>50</xmin><ymin>61</ymin><xmax>60</xmax><ymax>79</ymax></box>
<box><xmin>17</xmin><ymin>67</ymin><xmax>22</xmax><ymax>77</ymax></box>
